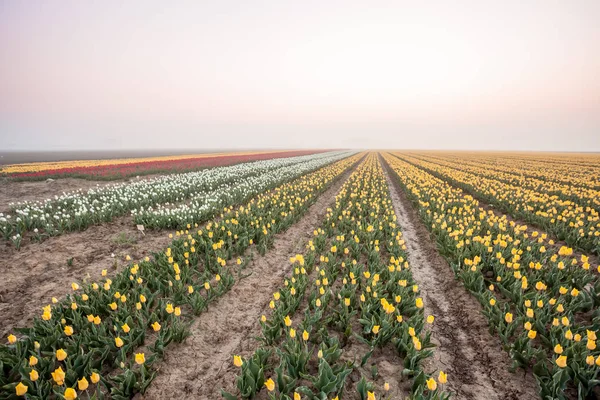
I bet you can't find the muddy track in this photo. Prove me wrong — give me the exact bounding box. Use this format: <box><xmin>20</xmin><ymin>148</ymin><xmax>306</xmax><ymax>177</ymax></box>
<box><xmin>140</xmin><ymin>162</ymin><xmax>359</xmax><ymax>400</ymax></box>
<box><xmin>380</xmin><ymin>155</ymin><xmax>540</xmax><ymax>400</ymax></box>
<box><xmin>0</xmin><ymin>215</ymin><xmax>173</xmax><ymax>336</ymax></box>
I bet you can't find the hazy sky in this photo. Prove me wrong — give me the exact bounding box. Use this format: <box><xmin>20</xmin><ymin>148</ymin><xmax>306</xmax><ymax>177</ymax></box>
<box><xmin>1</xmin><ymin>1</ymin><xmax>599</xmax><ymax>151</ymax></box>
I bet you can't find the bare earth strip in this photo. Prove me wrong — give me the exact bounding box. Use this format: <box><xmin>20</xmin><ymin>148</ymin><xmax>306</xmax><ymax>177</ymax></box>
<box><xmin>381</xmin><ymin>156</ymin><xmax>540</xmax><ymax>400</ymax></box>
<box><xmin>140</xmin><ymin>163</ymin><xmax>358</xmax><ymax>400</ymax></box>
<box><xmin>0</xmin><ymin>215</ymin><xmax>172</xmax><ymax>336</ymax></box>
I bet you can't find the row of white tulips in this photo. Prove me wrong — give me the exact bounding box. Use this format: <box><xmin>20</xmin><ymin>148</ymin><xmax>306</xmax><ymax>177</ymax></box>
<box><xmin>131</xmin><ymin>150</ymin><xmax>358</xmax><ymax>229</ymax></box>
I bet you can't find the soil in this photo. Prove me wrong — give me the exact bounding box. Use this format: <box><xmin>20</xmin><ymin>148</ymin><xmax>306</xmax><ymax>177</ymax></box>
<box><xmin>380</xmin><ymin>156</ymin><xmax>540</xmax><ymax>400</ymax></box>
<box><xmin>140</xmin><ymin>164</ymin><xmax>358</xmax><ymax>400</ymax></box>
<box><xmin>0</xmin><ymin>215</ymin><xmax>173</xmax><ymax>337</ymax></box>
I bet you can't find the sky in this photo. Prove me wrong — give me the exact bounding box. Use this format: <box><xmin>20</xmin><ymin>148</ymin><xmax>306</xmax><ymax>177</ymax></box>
<box><xmin>1</xmin><ymin>0</ymin><xmax>599</xmax><ymax>152</ymax></box>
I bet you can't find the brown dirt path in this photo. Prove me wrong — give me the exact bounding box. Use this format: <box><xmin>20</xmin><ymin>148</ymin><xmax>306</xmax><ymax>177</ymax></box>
<box><xmin>140</xmin><ymin>163</ymin><xmax>358</xmax><ymax>400</ymax></box>
<box><xmin>0</xmin><ymin>215</ymin><xmax>173</xmax><ymax>337</ymax></box>
<box><xmin>381</xmin><ymin>155</ymin><xmax>540</xmax><ymax>400</ymax></box>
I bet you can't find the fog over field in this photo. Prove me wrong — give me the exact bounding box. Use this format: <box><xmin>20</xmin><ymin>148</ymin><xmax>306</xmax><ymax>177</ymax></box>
<box><xmin>1</xmin><ymin>0</ymin><xmax>599</xmax><ymax>152</ymax></box>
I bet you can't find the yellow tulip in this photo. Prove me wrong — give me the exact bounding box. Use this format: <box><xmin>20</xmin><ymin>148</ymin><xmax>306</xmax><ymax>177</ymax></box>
<box><xmin>587</xmin><ymin>340</ymin><xmax>596</xmax><ymax>350</ymax></box>
<box><xmin>586</xmin><ymin>355</ymin><xmax>595</xmax><ymax>365</ymax></box>
<box><xmin>265</xmin><ymin>378</ymin><xmax>275</xmax><ymax>391</ymax></box>
<box><xmin>64</xmin><ymin>387</ymin><xmax>77</xmax><ymax>400</ymax></box>
<box><xmin>233</xmin><ymin>355</ymin><xmax>243</xmax><ymax>367</ymax></box>
<box><xmin>78</xmin><ymin>377</ymin><xmax>89</xmax><ymax>391</ymax></box>
<box><xmin>415</xmin><ymin>298</ymin><xmax>424</xmax><ymax>308</ymax></box>
<box><xmin>56</xmin><ymin>348</ymin><xmax>68</xmax><ymax>361</ymax></box>
<box><xmin>52</xmin><ymin>366</ymin><xmax>66</xmax><ymax>385</ymax></box>
<box><xmin>426</xmin><ymin>377</ymin><xmax>437</xmax><ymax>391</ymax></box>
<box><xmin>115</xmin><ymin>337</ymin><xmax>124</xmax><ymax>348</ymax></box>
<box><xmin>528</xmin><ymin>330</ymin><xmax>537</xmax><ymax>339</ymax></box>
<box><xmin>29</xmin><ymin>369</ymin><xmax>39</xmax><ymax>381</ymax></box>
<box><xmin>15</xmin><ymin>382</ymin><xmax>28</xmax><ymax>396</ymax></box>
<box><xmin>439</xmin><ymin>370</ymin><xmax>447</xmax><ymax>384</ymax></box>
<box><xmin>554</xmin><ymin>344</ymin><xmax>563</xmax><ymax>354</ymax></box>
<box><xmin>135</xmin><ymin>353</ymin><xmax>146</xmax><ymax>365</ymax></box>
<box><xmin>556</xmin><ymin>355</ymin><xmax>567</xmax><ymax>368</ymax></box>
<box><xmin>90</xmin><ymin>372</ymin><xmax>100</xmax><ymax>384</ymax></box>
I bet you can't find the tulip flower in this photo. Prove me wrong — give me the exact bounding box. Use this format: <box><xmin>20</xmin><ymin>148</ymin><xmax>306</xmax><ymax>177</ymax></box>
<box><xmin>15</xmin><ymin>382</ymin><xmax>28</xmax><ymax>396</ymax></box>
<box><xmin>427</xmin><ymin>377</ymin><xmax>438</xmax><ymax>390</ymax></box>
<box><xmin>439</xmin><ymin>370</ymin><xmax>447</xmax><ymax>384</ymax></box>
<box><xmin>554</xmin><ymin>344</ymin><xmax>563</xmax><ymax>354</ymax></box>
<box><xmin>233</xmin><ymin>355</ymin><xmax>243</xmax><ymax>367</ymax></box>
<box><xmin>29</xmin><ymin>369</ymin><xmax>39</xmax><ymax>381</ymax></box>
<box><xmin>56</xmin><ymin>348</ymin><xmax>68</xmax><ymax>361</ymax></box>
<box><xmin>78</xmin><ymin>377</ymin><xmax>89</xmax><ymax>391</ymax></box>
<box><xmin>90</xmin><ymin>372</ymin><xmax>100</xmax><ymax>384</ymax></box>
<box><xmin>52</xmin><ymin>366</ymin><xmax>66</xmax><ymax>385</ymax></box>
<box><xmin>135</xmin><ymin>353</ymin><xmax>146</xmax><ymax>365</ymax></box>
<box><xmin>265</xmin><ymin>378</ymin><xmax>275</xmax><ymax>391</ymax></box>
<box><xmin>64</xmin><ymin>387</ymin><xmax>77</xmax><ymax>400</ymax></box>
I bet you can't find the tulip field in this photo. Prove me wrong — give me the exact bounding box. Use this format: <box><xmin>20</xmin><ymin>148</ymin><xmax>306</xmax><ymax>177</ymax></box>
<box><xmin>0</xmin><ymin>150</ymin><xmax>324</xmax><ymax>180</ymax></box>
<box><xmin>1</xmin><ymin>150</ymin><xmax>599</xmax><ymax>399</ymax></box>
